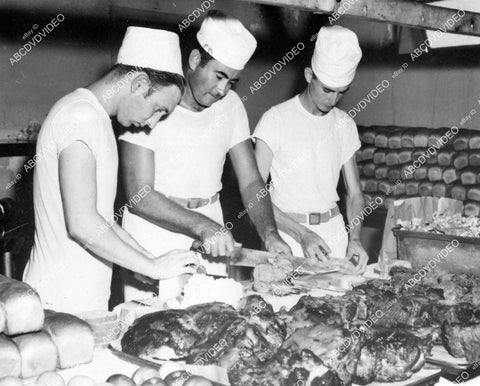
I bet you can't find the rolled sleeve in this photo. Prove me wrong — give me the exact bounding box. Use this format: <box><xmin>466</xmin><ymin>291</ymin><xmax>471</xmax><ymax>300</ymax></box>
<box><xmin>253</xmin><ymin>108</ymin><xmax>281</xmax><ymax>153</ymax></box>
<box><xmin>119</xmin><ymin>130</ymin><xmax>156</xmax><ymax>151</ymax></box>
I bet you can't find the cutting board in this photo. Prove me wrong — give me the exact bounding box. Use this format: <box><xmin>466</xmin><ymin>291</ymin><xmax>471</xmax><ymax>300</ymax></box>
<box><xmin>294</xmin><ymin>272</ymin><xmax>367</xmax><ymax>292</ymax></box>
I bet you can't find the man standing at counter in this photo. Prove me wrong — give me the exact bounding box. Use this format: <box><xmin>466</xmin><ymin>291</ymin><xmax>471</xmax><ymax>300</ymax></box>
<box><xmin>23</xmin><ymin>27</ymin><xmax>200</xmax><ymax>313</ymax></box>
<box><xmin>120</xmin><ymin>11</ymin><xmax>291</xmax><ymax>300</ymax></box>
<box><xmin>254</xmin><ymin>26</ymin><xmax>368</xmax><ymax>273</ymax></box>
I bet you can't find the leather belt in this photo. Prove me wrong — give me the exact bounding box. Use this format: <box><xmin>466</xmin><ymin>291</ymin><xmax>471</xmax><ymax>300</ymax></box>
<box><xmin>286</xmin><ymin>206</ymin><xmax>340</xmax><ymax>225</ymax></box>
<box><xmin>168</xmin><ymin>192</ymin><xmax>219</xmax><ymax>209</ymax></box>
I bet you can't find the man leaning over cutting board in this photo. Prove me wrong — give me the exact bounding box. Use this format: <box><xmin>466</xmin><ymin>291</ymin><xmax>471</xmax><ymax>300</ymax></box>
<box><xmin>254</xmin><ymin>26</ymin><xmax>369</xmax><ymax>274</ymax></box>
<box><xmin>23</xmin><ymin>27</ymin><xmax>200</xmax><ymax>314</ymax></box>
<box><xmin>120</xmin><ymin>11</ymin><xmax>291</xmax><ymax>301</ymax></box>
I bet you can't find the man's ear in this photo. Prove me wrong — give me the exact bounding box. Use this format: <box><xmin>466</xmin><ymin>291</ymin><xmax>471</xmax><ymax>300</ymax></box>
<box><xmin>130</xmin><ymin>73</ymin><xmax>150</xmax><ymax>95</ymax></box>
<box><xmin>189</xmin><ymin>49</ymin><xmax>201</xmax><ymax>71</ymax></box>
<box><xmin>304</xmin><ymin>67</ymin><xmax>314</xmax><ymax>84</ymax></box>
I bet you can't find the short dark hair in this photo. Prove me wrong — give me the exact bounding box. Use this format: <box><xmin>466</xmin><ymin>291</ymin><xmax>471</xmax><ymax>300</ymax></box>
<box><xmin>110</xmin><ymin>63</ymin><xmax>186</xmax><ymax>96</ymax></box>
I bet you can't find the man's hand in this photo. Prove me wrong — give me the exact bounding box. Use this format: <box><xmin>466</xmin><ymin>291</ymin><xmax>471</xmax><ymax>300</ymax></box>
<box><xmin>199</xmin><ymin>223</ymin><xmax>236</xmax><ymax>257</ymax></box>
<box><xmin>344</xmin><ymin>239</ymin><xmax>368</xmax><ymax>274</ymax></box>
<box><xmin>149</xmin><ymin>250</ymin><xmax>201</xmax><ymax>280</ymax></box>
<box><xmin>264</xmin><ymin>231</ymin><xmax>292</xmax><ymax>255</ymax></box>
<box><xmin>299</xmin><ymin>230</ymin><xmax>331</xmax><ymax>261</ymax></box>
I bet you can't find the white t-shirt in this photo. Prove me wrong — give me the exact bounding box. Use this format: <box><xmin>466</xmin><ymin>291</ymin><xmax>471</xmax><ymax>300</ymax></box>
<box><xmin>253</xmin><ymin>95</ymin><xmax>361</xmax><ymax>213</ymax></box>
<box><xmin>24</xmin><ymin>88</ymin><xmax>118</xmax><ymax>314</ymax></box>
<box><xmin>120</xmin><ymin>90</ymin><xmax>250</xmax><ymax>198</ymax></box>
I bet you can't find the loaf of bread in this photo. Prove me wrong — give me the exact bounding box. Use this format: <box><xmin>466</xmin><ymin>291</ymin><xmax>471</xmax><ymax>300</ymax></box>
<box><xmin>0</xmin><ymin>334</ymin><xmax>21</xmax><ymax>377</ymax></box>
<box><xmin>451</xmin><ymin>185</ymin><xmax>467</xmax><ymax>201</ymax></box>
<box><xmin>453</xmin><ymin>133</ymin><xmax>470</xmax><ymax>151</ymax></box>
<box><xmin>375</xmin><ymin>165</ymin><xmax>388</xmax><ymax>179</ymax></box>
<box><xmin>461</xmin><ymin>169</ymin><xmax>478</xmax><ymax>185</ymax></box>
<box><xmin>413</xmin><ymin>129</ymin><xmax>429</xmax><ymax>148</ymax></box>
<box><xmin>464</xmin><ymin>201</ymin><xmax>480</xmax><ymax>217</ymax></box>
<box><xmin>387</xmin><ymin>167</ymin><xmax>402</xmax><ymax>183</ymax></box>
<box><xmin>387</xmin><ymin>128</ymin><xmax>404</xmax><ymax>149</ymax></box>
<box><xmin>443</xmin><ymin>167</ymin><xmax>460</xmax><ymax>184</ymax></box>
<box><xmin>432</xmin><ymin>182</ymin><xmax>450</xmax><ymax>198</ymax></box>
<box><xmin>365</xmin><ymin>179</ymin><xmax>378</xmax><ymax>193</ymax></box>
<box><xmin>401</xmin><ymin>128</ymin><xmax>415</xmax><ymax>148</ymax></box>
<box><xmin>378</xmin><ymin>180</ymin><xmax>393</xmax><ymax>194</ymax></box>
<box><xmin>401</xmin><ymin>165</ymin><xmax>414</xmax><ymax>180</ymax></box>
<box><xmin>469</xmin><ymin>153</ymin><xmax>480</xmax><ymax>166</ymax></box>
<box><xmin>414</xmin><ymin>166</ymin><xmax>428</xmax><ymax>181</ymax></box>
<box><xmin>428</xmin><ymin>166</ymin><xmax>444</xmax><ymax>182</ymax></box>
<box><xmin>374</xmin><ymin>128</ymin><xmax>389</xmax><ymax>148</ymax></box>
<box><xmin>393</xmin><ymin>182</ymin><xmax>406</xmax><ymax>196</ymax></box>
<box><xmin>385</xmin><ymin>151</ymin><xmax>399</xmax><ymax>166</ymax></box>
<box><xmin>419</xmin><ymin>181</ymin><xmax>433</xmax><ymax>196</ymax></box>
<box><xmin>43</xmin><ymin>310</ymin><xmax>95</xmax><ymax>369</ymax></box>
<box><xmin>360</xmin><ymin>126</ymin><xmax>376</xmax><ymax>144</ymax></box>
<box><xmin>453</xmin><ymin>152</ymin><xmax>469</xmax><ymax>170</ymax></box>
<box><xmin>0</xmin><ymin>275</ymin><xmax>44</xmax><ymax>335</ymax></box>
<box><xmin>398</xmin><ymin>149</ymin><xmax>413</xmax><ymax>164</ymax></box>
<box><xmin>362</xmin><ymin>162</ymin><xmax>376</xmax><ymax>177</ymax></box>
<box><xmin>427</xmin><ymin>131</ymin><xmax>443</xmax><ymax>147</ymax></box>
<box><xmin>437</xmin><ymin>150</ymin><xmax>454</xmax><ymax>166</ymax></box>
<box><xmin>467</xmin><ymin>186</ymin><xmax>480</xmax><ymax>202</ymax></box>
<box><xmin>12</xmin><ymin>331</ymin><xmax>57</xmax><ymax>378</ymax></box>
<box><xmin>355</xmin><ymin>150</ymin><xmax>362</xmax><ymax>163</ymax></box>
<box><xmin>361</xmin><ymin>147</ymin><xmax>376</xmax><ymax>161</ymax></box>
<box><xmin>405</xmin><ymin>181</ymin><xmax>419</xmax><ymax>196</ymax></box>
<box><xmin>373</xmin><ymin>150</ymin><xmax>386</xmax><ymax>164</ymax></box>
<box><xmin>469</xmin><ymin>133</ymin><xmax>480</xmax><ymax>149</ymax></box>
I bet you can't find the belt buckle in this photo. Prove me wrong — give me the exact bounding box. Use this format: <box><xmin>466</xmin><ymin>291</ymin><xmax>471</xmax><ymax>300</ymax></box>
<box><xmin>187</xmin><ymin>198</ymin><xmax>201</xmax><ymax>209</ymax></box>
<box><xmin>309</xmin><ymin>213</ymin><xmax>321</xmax><ymax>225</ymax></box>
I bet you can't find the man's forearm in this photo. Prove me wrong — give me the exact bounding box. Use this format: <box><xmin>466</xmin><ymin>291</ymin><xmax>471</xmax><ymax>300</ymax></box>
<box><xmin>241</xmin><ymin>180</ymin><xmax>281</xmax><ymax>242</ymax></box>
<box><xmin>346</xmin><ymin>192</ymin><xmax>365</xmax><ymax>240</ymax></box>
<box><xmin>131</xmin><ymin>190</ymin><xmax>221</xmax><ymax>239</ymax></box>
<box><xmin>111</xmin><ymin>222</ymin><xmax>154</xmax><ymax>258</ymax></box>
<box><xmin>271</xmin><ymin>204</ymin><xmax>309</xmax><ymax>243</ymax></box>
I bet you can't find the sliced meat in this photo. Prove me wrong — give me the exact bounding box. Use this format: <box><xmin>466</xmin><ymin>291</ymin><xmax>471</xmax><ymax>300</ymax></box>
<box><xmin>442</xmin><ymin>323</ymin><xmax>480</xmax><ymax>363</ymax></box>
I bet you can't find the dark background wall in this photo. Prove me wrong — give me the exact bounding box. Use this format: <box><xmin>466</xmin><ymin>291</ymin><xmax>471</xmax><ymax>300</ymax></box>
<box><xmin>1</xmin><ymin>0</ymin><xmax>479</xmax><ymax>285</ymax></box>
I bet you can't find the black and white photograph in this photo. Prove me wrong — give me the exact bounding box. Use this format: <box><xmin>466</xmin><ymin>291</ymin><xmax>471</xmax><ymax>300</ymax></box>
<box><xmin>1</xmin><ymin>0</ymin><xmax>480</xmax><ymax>385</ymax></box>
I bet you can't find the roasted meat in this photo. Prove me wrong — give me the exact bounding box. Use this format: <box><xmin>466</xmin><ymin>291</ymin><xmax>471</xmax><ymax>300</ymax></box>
<box><xmin>442</xmin><ymin>322</ymin><xmax>480</xmax><ymax>363</ymax></box>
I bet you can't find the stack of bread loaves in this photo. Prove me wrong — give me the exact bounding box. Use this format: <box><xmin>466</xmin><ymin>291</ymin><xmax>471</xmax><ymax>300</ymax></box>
<box><xmin>0</xmin><ymin>275</ymin><xmax>95</xmax><ymax>379</ymax></box>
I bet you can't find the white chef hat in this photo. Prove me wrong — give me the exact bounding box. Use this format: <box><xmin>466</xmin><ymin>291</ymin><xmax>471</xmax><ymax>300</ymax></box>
<box><xmin>196</xmin><ymin>14</ymin><xmax>257</xmax><ymax>70</ymax></box>
<box><xmin>117</xmin><ymin>26</ymin><xmax>183</xmax><ymax>76</ymax></box>
<box><xmin>311</xmin><ymin>26</ymin><xmax>362</xmax><ymax>88</ymax></box>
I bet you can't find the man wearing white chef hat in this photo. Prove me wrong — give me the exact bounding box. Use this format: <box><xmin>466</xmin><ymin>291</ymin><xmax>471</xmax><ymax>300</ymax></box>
<box><xmin>254</xmin><ymin>25</ymin><xmax>369</xmax><ymax>273</ymax></box>
<box><xmin>120</xmin><ymin>11</ymin><xmax>291</xmax><ymax>301</ymax></box>
<box><xmin>24</xmin><ymin>27</ymin><xmax>201</xmax><ymax>314</ymax></box>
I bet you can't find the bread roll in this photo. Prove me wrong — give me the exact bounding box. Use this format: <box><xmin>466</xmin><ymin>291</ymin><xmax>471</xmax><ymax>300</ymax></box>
<box><xmin>375</xmin><ymin>165</ymin><xmax>388</xmax><ymax>179</ymax></box>
<box><xmin>419</xmin><ymin>181</ymin><xmax>433</xmax><ymax>196</ymax></box>
<box><xmin>443</xmin><ymin>167</ymin><xmax>460</xmax><ymax>184</ymax></box>
<box><xmin>467</xmin><ymin>186</ymin><xmax>480</xmax><ymax>202</ymax></box>
<box><xmin>0</xmin><ymin>275</ymin><xmax>44</xmax><ymax>335</ymax></box>
<box><xmin>43</xmin><ymin>311</ymin><xmax>95</xmax><ymax>369</ymax></box>
<box><xmin>464</xmin><ymin>201</ymin><xmax>480</xmax><ymax>217</ymax></box>
<box><xmin>469</xmin><ymin>134</ymin><xmax>480</xmax><ymax>149</ymax></box>
<box><xmin>12</xmin><ymin>332</ymin><xmax>57</xmax><ymax>378</ymax></box>
<box><xmin>373</xmin><ymin>150</ymin><xmax>386</xmax><ymax>164</ymax></box>
<box><xmin>469</xmin><ymin>153</ymin><xmax>480</xmax><ymax>166</ymax></box>
<box><xmin>437</xmin><ymin>150</ymin><xmax>454</xmax><ymax>166</ymax></box>
<box><xmin>406</xmin><ymin>181</ymin><xmax>419</xmax><ymax>196</ymax></box>
<box><xmin>451</xmin><ymin>185</ymin><xmax>467</xmax><ymax>201</ymax></box>
<box><xmin>453</xmin><ymin>152</ymin><xmax>469</xmax><ymax>170</ymax></box>
<box><xmin>0</xmin><ymin>335</ymin><xmax>21</xmax><ymax>377</ymax></box>
<box><xmin>427</xmin><ymin>166</ymin><xmax>444</xmax><ymax>182</ymax></box>
<box><xmin>385</xmin><ymin>150</ymin><xmax>399</xmax><ymax>166</ymax></box>
<box><xmin>361</xmin><ymin>147</ymin><xmax>376</xmax><ymax>161</ymax></box>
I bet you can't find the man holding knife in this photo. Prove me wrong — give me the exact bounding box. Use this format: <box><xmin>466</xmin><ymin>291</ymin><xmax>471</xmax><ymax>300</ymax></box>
<box><xmin>24</xmin><ymin>27</ymin><xmax>200</xmax><ymax>313</ymax></box>
<box><xmin>254</xmin><ymin>26</ymin><xmax>369</xmax><ymax>273</ymax></box>
<box><xmin>120</xmin><ymin>11</ymin><xmax>291</xmax><ymax>300</ymax></box>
